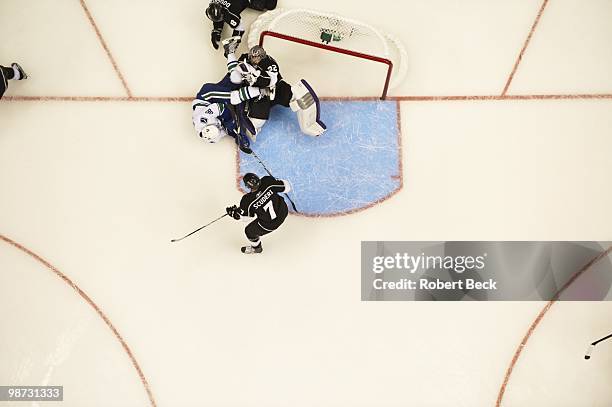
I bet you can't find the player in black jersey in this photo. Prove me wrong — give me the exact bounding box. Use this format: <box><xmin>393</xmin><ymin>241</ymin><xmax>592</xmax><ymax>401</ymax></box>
<box><xmin>235</xmin><ymin>45</ymin><xmax>293</xmax><ymax>137</ymax></box>
<box><xmin>0</xmin><ymin>63</ymin><xmax>27</xmax><ymax>99</ymax></box>
<box><xmin>224</xmin><ymin>39</ymin><xmax>327</xmax><ymax>138</ymax></box>
<box><xmin>205</xmin><ymin>0</ymin><xmax>277</xmax><ymax>50</ymax></box>
<box><xmin>226</xmin><ymin>173</ymin><xmax>291</xmax><ymax>254</ymax></box>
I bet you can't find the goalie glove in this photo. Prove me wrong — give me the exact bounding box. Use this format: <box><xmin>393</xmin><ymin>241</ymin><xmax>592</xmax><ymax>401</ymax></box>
<box><xmin>226</xmin><ymin>205</ymin><xmax>241</xmax><ymax>220</ymax></box>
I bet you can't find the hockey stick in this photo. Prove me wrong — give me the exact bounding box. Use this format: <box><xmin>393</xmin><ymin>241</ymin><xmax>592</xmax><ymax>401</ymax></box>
<box><xmin>584</xmin><ymin>332</ymin><xmax>612</xmax><ymax>360</ymax></box>
<box><xmin>170</xmin><ymin>214</ymin><xmax>228</xmax><ymax>243</ymax></box>
<box><xmin>249</xmin><ymin>149</ymin><xmax>299</xmax><ymax>213</ymax></box>
<box><xmin>229</xmin><ymin>102</ymin><xmax>299</xmax><ymax>213</ymax></box>
<box><xmin>225</xmin><ymin>102</ymin><xmax>252</xmax><ymax>153</ymax></box>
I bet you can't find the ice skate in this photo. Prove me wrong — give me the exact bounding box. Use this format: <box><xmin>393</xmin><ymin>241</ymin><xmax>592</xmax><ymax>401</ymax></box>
<box><xmin>222</xmin><ymin>36</ymin><xmax>241</xmax><ymax>57</ymax></box>
<box><xmin>11</xmin><ymin>63</ymin><xmax>27</xmax><ymax>80</ymax></box>
<box><xmin>241</xmin><ymin>244</ymin><xmax>263</xmax><ymax>254</ymax></box>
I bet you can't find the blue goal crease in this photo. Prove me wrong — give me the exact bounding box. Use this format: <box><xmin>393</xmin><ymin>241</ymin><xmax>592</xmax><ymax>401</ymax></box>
<box><xmin>238</xmin><ymin>100</ymin><xmax>401</xmax><ymax>216</ymax></box>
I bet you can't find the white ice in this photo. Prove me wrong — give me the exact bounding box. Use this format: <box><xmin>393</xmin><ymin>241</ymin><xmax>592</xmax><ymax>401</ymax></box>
<box><xmin>1</xmin><ymin>0</ymin><xmax>612</xmax><ymax>406</ymax></box>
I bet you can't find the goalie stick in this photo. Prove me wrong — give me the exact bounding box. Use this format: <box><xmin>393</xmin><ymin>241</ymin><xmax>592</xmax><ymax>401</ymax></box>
<box><xmin>584</xmin><ymin>332</ymin><xmax>612</xmax><ymax>360</ymax></box>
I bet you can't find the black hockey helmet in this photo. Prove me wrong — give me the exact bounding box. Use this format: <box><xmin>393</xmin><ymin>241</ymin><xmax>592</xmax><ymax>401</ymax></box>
<box><xmin>243</xmin><ymin>173</ymin><xmax>261</xmax><ymax>190</ymax></box>
<box><xmin>205</xmin><ymin>2</ymin><xmax>224</xmax><ymax>22</ymax></box>
<box><xmin>247</xmin><ymin>45</ymin><xmax>267</xmax><ymax>65</ymax></box>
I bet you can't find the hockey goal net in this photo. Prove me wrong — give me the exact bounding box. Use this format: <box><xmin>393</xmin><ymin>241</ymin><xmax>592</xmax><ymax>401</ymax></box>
<box><xmin>247</xmin><ymin>8</ymin><xmax>408</xmax><ymax>99</ymax></box>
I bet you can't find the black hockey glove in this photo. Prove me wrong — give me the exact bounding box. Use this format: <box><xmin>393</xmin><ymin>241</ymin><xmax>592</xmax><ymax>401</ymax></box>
<box><xmin>239</xmin><ymin>143</ymin><xmax>252</xmax><ymax>155</ymax></box>
<box><xmin>237</xmin><ymin>134</ymin><xmax>252</xmax><ymax>154</ymax></box>
<box><xmin>211</xmin><ymin>29</ymin><xmax>221</xmax><ymax>49</ymax></box>
<box><xmin>226</xmin><ymin>205</ymin><xmax>241</xmax><ymax>220</ymax></box>
<box><xmin>226</xmin><ymin>128</ymin><xmax>252</xmax><ymax>154</ymax></box>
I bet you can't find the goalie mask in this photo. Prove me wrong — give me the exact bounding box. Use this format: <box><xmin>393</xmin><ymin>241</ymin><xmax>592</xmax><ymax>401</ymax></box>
<box><xmin>199</xmin><ymin>125</ymin><xmax>223</xmax><ymax>143</ymax></box>
<box><xmin>247</xmin><ymin>46</ymin><xmax>267</xmax><ymax>66</ymax></box>
<box><xmin>243</xmin><ymin>173</ymin><xmax>261</xmax><ymax>190</ymax></box>
<box><xmin>205</xmin><ymin>3</ymin><xmax>223</xmax><ymax>22</ymax></box>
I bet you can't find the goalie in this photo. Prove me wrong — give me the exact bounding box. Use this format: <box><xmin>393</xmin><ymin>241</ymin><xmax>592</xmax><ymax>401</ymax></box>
<box><xmin>223</xmin><ymin>38</ymin><xmax>326</xmax><ymax>139</ymax></box>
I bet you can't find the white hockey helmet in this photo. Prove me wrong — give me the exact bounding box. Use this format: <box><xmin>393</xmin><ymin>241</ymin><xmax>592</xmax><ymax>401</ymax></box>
<box><xmin>199</xmin><ymin>125</ymin><xmax>222</xmax><ymax>143</ymax></box>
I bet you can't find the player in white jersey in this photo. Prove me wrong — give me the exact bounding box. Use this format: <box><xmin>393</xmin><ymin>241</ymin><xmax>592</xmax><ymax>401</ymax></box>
<box><xmin>191</xmin><ymin>99</ymin><xmax>237</xmax><ymax>144</ymax></box>
<box><xmin>192</xmin><ymin>66</ymin><xmax>269</xmax><ymax>150</ymax></box>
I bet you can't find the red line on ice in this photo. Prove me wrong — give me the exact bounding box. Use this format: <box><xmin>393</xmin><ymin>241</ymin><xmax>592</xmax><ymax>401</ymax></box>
<box><xmin>495</xmin><ymin>245</ymin><xmax>612</xmax><ymax>406</ymax></box>
<box><xmin>0</xmin><ymin>234</ymin><xmax>157</xmax><ymax>407</ymax></box>
<box><xmin>78</xmin><ymin>0</ymin><xmax>133</xmax><ymax>98</ymax></box>
<box><xmin>4</xmin><ymin>94</ymin><xmax>612</xmax><ymax>102</ymax></box>
<box><xmin>502</xmin><ymin>0</ymin><xmax>550</xmax><ymax>95</ymax></box>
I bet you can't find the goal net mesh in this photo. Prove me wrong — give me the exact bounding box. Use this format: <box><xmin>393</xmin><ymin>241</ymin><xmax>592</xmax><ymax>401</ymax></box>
<box><xmin>248</xmin><ymin>9</ymin><xmax>408</xmax><ymax>95</ymax></box>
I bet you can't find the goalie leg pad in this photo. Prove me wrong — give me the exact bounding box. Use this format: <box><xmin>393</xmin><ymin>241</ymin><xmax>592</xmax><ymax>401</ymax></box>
<box><xmin>290</xmin><ymin>79</ymin><xmax>326</xmax><ymax>137</ymax></box>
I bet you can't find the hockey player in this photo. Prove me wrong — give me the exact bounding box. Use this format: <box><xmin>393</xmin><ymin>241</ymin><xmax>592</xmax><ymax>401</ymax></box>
<box><xmin>0</xmin><ymin>63</ymin><xmax>27</xmax><ymax>99</ymax></box>
<box><xmin>226</xmin><ymin>172</ymin><xmax>290</xmax><ymax>254</ymax></box>
<box><xmin>205</xmin><ymin>0</ymin><xmax>277</xmax><ymax>50</ymax></box>
<box><xmin>223</xmin><ymin>38</ymin><xmax>326</xmax><ymax>139</ymax></box>
<box><xmin>192</xmin><ymin>73</ymin><xmax>268</xmax><ymax>151</ymax></box>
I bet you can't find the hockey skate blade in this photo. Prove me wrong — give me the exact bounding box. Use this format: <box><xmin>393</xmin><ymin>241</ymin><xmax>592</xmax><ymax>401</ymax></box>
<box><xmin>241</xmin><ymin>245</ymin><xmax>263</xmax><ymax>254</ymax></box>
<box><xmin>584</xmin><ymin>344</ymin><xmax>595</xmax><ymax>360</ymax></box>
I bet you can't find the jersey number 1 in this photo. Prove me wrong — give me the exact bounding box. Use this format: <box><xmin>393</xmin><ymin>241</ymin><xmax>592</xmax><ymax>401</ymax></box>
<box><xmin>264</xmin><ymin>201</ymin><xmax>277</xmax><ymax>220</ymax></box>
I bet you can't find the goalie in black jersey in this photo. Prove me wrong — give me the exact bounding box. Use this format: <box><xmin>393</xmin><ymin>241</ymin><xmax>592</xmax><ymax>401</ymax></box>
<box><xmin>223</xmin><ymin>38</ymin><xmax>327</xmax><ymax>139</ymax></box>
<box><xmin>235</xmin><ymin>45</ymin><xmax>293</xmax><ymax>138</ymax></box>
<box><xmin>226</xmin><ymin>173</ymin><xmax>291</xmax><ymax>254</ymax></box>
<box><xmin>205</xmin><ymin>0</ymin><xmax>277</xmax><ymax>50</ymax></box>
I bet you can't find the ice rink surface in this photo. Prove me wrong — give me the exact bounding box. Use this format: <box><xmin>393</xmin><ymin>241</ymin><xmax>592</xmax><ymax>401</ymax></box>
<box><xmin>1</xmin><ymin>0</ymin><xmax>612</xmax><ymax>406</ymax></box>
<box><xmin>238</xmin><ymin>100</ymin><xmax>401</xmax><ymax>215</ymax></box>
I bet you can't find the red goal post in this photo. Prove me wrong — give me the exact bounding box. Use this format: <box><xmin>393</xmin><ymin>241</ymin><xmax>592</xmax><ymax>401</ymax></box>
<box><xmin>248</xmin><ymin>9</ymin><xmax>408</xmax><ymax>100</ymax></box>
